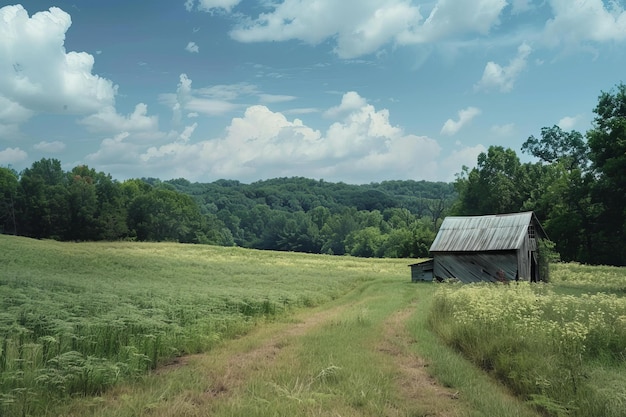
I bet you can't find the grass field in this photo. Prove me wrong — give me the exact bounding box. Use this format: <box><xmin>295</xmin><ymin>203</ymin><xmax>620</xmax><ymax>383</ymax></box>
<box><xmin>0</xmin><ymin>235</ymin><xmax>411</xmax><ymax>416</ymax></box>
<box><xmin>1</xmin><ymin>235</ymin><xmax>625</xmax><ymax>417</ymax></box>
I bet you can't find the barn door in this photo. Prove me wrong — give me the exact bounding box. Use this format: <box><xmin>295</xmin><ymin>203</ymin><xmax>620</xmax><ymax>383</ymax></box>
<box><xmin>530</xmin><ymin>251</ymin><xmax>538</xmax><ymax>282</ymax></box>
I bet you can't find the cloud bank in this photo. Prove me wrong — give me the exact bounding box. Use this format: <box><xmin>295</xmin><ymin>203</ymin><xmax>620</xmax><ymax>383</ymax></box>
<box><xmin>227</xmin><ymin>0</ymin><xmax>508</xmax><ymax>59</ymax></box>
<box><xmin>88</xmin><ymin>80</ymin><xmax>481</xmax><ymax>182</ymax></box>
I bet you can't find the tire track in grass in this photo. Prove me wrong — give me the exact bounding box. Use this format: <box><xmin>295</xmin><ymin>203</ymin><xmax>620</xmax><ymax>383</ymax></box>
<box><xmin>202</xmin><ymin>302</ymin><xmax>352</xmax><ymax>399</ymax></box>
<box><xmin>129</xmin><ymin>302</ymin><xmax>357</xmax><ymax>416</ymax></box>
<box><xmin>64</xmin><ymin>296</ymin><xmax>464</xmax><ymax>416</ymax></box>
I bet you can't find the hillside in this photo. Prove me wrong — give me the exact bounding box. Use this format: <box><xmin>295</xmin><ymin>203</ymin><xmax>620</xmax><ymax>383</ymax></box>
<box><xmin>1</xmin><ymin>162</ymin><xmax>455</xmax><ymax>258</ymax></box>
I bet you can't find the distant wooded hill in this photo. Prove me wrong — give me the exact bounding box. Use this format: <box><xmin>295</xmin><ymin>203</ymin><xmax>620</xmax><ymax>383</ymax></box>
<box><xmin>152</xmin><ymin>176</ymin><xmax>454</xmax><ymax>217</ymax></box>
<box><xmin>148</xmin><ymin>176</ymin><xmax>456</xmax><ymax>257</ymax></box>
<box><xmin>0</xmin><ymin>161</ymin><xmax>455</xmax><ymax>258</ymax></box>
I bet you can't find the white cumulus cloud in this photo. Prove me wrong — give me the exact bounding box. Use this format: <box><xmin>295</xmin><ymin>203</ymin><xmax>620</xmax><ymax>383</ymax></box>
<box><xmin>544</xmin><ymin>0</ymin><xmax>626</xmax><ymax>45</ymax></box>
<box><xmin>0</xmin><ymin>95</ymin><xmax>33</xmax><ymax>125</ymax></box>
<box><xmin>441</xmin><ymin>144</ymin><xmax>487</xmax><ymax>180</ymax></box>
<box><xmin>133</xmin><ymin>91</ymin><xmax>443</xmax><ymax>183</ymax></box>
<box><xmin>557</xmin><ymin>114</ymin><xmax>582</xmax><ymax>130</ymax></box>
<box><xmin>33</xmin><ymin>141</ymin><xmax>66</xmax><ymax>153</ymax></box>
<box><xmin>258</xmin><ymin>94</ymin><xmax>296</xmax><ymax>104</ymax></box>
<box><xmin>475</xmin><ymin>42</ymin><xmax>532</xmax><ymax>93</ymax></box>
<box><xmin>491</xmin><ymin>123</ymin><xmax>516</xmax><ymax>136</ymax></box>
<box><xmin>161</xmin><ymin>75</ymin><xmax>303</xmax><ymax>122</ymax></box>
<box><xmin>85</xmin><ymin>132</ymin><xmax>139</xmax><ymax>165</ymax></box>
<box><xmin>400</xmin><ymin>0</ymin><xmax>507</xmax><ymax>44</ymax></box>
<box><xmin>511</xmin><ymin>0</ymin><xmax>533</xmax><ymax>14</ymax></box>
<box><xmin>0</xmin><ymin>147</ymin><xmax>28</xmax><ymax>165</ymax></box>
<box><xmin>228</xmin><ymin>0</ymin><xmax>509</xmax><ymax>58</ymax></box>
<box><xmin>441</xmin><ymin>107</ymin><xmax>481</xmax><ymax>136</ymax></box>
<box><xmin>80</xmin><ymin>103</ymin><xmax>159</xmax><ymax>134</ymax></box>
<box><xmin>186</xmin><ymin>0</ymin><xmax>242</xmax><ymax>12</ymax></box>
<box><xmin>324</xmin><ymin>91</ymin><xmax>369</xmax><ymax>118</ymax></box>
<box><xmin>0</xmin><ymin>95</ymin><xmax>32</xmax><ymax>138</ymax></box>
<box><xmin>230</xmin><ymin>1</ymin><xmax>420</xmax><ymax>58</ymax></box>
<box><xmin>0</xmin><ymin>5</ymin><xmax>117</xmax><ymax>118</ymax></box>
<box><xmin>161</xmin><ymin>74</ymin><xmax>245</xmax><ymax>123</ymax></box>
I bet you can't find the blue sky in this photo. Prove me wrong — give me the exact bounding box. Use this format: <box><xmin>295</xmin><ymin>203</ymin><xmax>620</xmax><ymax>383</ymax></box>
<box><xmin>1</xmin><ymin>0</ymin><xmax>625</xmax><ymax>184</ymax></box>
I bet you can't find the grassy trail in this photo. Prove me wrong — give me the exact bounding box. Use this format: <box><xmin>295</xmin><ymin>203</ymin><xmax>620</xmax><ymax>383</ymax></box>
<box><xmin>57</xmin><ymin>279</ymin><xmax>538</xmax><ymax>417</ymax></box>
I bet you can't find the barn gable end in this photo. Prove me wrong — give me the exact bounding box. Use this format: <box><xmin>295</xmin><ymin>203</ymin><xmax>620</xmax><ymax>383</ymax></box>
<box><xmin>429</xmin><ymin>212</ymin><xmax>547</xmax><ymax>283</ymax></box>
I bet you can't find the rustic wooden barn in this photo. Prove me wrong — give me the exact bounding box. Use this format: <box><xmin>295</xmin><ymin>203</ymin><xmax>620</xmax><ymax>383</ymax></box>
<box><xmin>429</xmin><ymin>212</ymin><xmax>547</xmax><ymax>283</ymax></box>
<box><xmin>409</xmin><ymin>259</ymin><xmax>434</xmax><ymax>282</ymax></box>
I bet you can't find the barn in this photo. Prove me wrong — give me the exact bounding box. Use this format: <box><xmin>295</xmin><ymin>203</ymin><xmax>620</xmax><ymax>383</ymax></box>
<box><xmin>428</xmin><ymin>211</ymin><xmax>547</xmax><ymax>283</ymax></box>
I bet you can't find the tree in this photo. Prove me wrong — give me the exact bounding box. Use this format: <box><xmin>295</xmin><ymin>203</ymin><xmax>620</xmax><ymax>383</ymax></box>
<box><xmin>586</xmin><ymin>83</ymin><xmax>626</xmax><ymax>265</ymax></box>
<box><xmin>94</xmin><ymin>172</ymin><xmax>128</xmax><ymax>240</ymax></box>
<box><xmin>426</xmin><ymin>196</ymin><xmax>447</xmax><ymax>227</ymax></box>
<box><xmin>345</xmin><ymin>227</ymin><xmax>386</xmax><ymax>258</ymax></box>
<box><xmin>275</xmin><ymin>211</ymin><xmax>321</xmax><ymax>253</ymax></box>
<box><xmin>527</xmin><ymin>162</ymin><xmax>599</xmax><ymax>262</ymax></box>
<box><xmin>65</xmin><ymin>166</ymin><xmax>99</xmax><ymax>241</ymax></box>
<box><xmin>319</xmin><ymin>208</ymin><xmax>360</xmax><ymax>255</ymax></box>
<box><xmin>522</xmin><ymin>125</ymin><xmax>588</xmax><ymax>170</ymax></box>
<box><xmin>18</xmin><ymin>159</ymin><xmax>70</xmax><ymax>239</ymax></box>
<box><xmin>453</xmin><ymin>146</ymin><xmax>527</xmax><ymax>215</ymax></box>
<box><xmin>588</xmin><ymin>83</ymin><xmax>626</xmax><ymax>182</ymax></box>
<box><xmin>127</xmin><ymin>188</ymin><xmax>204</xmax><ymax>242</ymax></box>
<box><xmin>0</xmin><ymin>167</ymin><xmax>19</xmax><ymax>234</ymax></box>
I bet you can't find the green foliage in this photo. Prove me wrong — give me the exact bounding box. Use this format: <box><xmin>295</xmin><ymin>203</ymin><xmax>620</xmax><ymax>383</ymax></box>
<box><xmin>453</xmin><ymin>146</ymin><xmax>529</xmax><ymax>215</ymax></box>
<box><xmin>522</xmin><ymin>125</ymin><xmax>588</xmax><ymax>169</ymax></box>
<box><xmin>537</xmin><ymin>239</ymin><xmax>559</xmax><ymax>283</ymax></box>
<box><xmin>586</xmin><ymin>83</ymin><xmax>626</xmax><ymax>265</ymax></box>
<box><xmin>429</xmin><ymin>264</ymin><xmax>626</xmax><ymax>417</ymax></box>
<box><xmin>1</xmin><ymin>160</ymin><xmax>452</xmax><ymax>258</ymax></box>
<box><xmin>0</xmin><ymin>167</ymin><xmax>18</xmax><ymax>235</ymax></box>
<box><xmin>453</xmin><ymin>82</ymin><xmax>626</xmax><ymax>265</ymax></box>
<box><xmin>127</xmin><ymin>188</ymin><xmax>203</xmax><ymax>242</ymax></box>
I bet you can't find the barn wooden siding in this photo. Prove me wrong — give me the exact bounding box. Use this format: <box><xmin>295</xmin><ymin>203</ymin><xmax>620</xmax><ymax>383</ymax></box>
<box><xmin>429</xmin><ymin>212</ymin><xmax>546</xmax><ymax>283</ymax></box>
<box><xmin>409</xmin><ymin>259</ymin><xmax>434</xmax><ymax>282</ymax></box>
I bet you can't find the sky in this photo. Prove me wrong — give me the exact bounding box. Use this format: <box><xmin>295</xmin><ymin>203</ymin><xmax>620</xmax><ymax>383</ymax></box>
<box><xmin>1</xmin><ymin>1</ymin><xmax>625</xmax><ymax>184</ymax></box>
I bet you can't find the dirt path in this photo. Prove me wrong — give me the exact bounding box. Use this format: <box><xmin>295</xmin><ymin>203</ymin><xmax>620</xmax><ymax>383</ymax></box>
<box><xmin>192</xmin><ymin>302</ymin><xmax>355</xmax><ymax>400</ymax></box>
<box><xmin>145</xmin><ymin>299</ymin><xmax>466</xmax><ymax>416</ymax></box>
<box><xmin>76</xmin><ymin>296</ymin><xmax>467</xmax><ymax>417</ymax></box>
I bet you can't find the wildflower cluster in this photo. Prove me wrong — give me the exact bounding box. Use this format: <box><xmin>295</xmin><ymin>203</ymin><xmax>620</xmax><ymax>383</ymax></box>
<box><xmin>429</xmin><ymin>269</ymin><xmax>626</xmax><ymax>417</ymax></box>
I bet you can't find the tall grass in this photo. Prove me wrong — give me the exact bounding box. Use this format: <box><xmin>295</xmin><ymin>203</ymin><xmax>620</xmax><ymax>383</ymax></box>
<box><xmin>0</xmin><ymin>235</ymin><xmax>382</xmax><ymax>416</ymax></box>
<box><xmin>406</xmin><ymin>283</ymin><xmax>542</xmax><ymax>417</ymax></box>
<box><xmin>428</xmin><ymin>263</ymin><xmax>626</xmax><ymax>417</ymax></box>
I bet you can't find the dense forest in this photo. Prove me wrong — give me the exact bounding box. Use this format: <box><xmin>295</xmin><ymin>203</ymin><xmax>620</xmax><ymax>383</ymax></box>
<box><xmin>0</xmin><ymin>161</ymin><xmax>454</xmax><ymax>258</ymax></box>
<box><xmin>1</xmin><ymin>83</ymin><xmax>625</xmax><ymax>265</ymax></box>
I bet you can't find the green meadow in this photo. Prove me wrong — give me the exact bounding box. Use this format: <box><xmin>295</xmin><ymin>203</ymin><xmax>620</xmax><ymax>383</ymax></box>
<box><xmin>0</xmin><ymin>235</ymin><xmax>408</xmax><ymax>416</ymax></box>
<box><xmin>429</xmin><ymin>264</ymin><xmax>626</xmax><ymax>417</ymax></box>
<box><xmin>1</xmin><ymin>234</ymin><xmax>625</xmax><ymax>417</ymax></box>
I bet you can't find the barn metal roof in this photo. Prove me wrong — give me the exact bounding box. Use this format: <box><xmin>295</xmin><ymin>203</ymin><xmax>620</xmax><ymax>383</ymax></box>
<box><xmin>429</xmin><ymin>212</ymin><xmax>538</xmax><ymax>252</ymax></box>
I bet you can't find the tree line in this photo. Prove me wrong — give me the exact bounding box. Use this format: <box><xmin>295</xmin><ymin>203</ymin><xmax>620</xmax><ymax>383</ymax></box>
<box><xmin>453</xmin><ymin>83</ymin><xmax>626</xmax><ymax>266</ymax></box>
<box><xmin>0</xmin><ymin>162</ymin><xmax>454</xmax><ymax>258</ymax></box>
<box><xmin>2</xmin><ymin>83</ymin><xmax>625</xmax><ymax>265</ymax></box>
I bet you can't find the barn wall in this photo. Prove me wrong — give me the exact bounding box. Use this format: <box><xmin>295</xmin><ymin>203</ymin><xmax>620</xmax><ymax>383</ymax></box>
<box><xmin>518</xmin><ymin>236</ymin><xmax>530</xmax><ymax>280</ymax></box>
<box><xmin>409</xmin><ymin>260</ymin><xmax>434</xmax><ymax>282</ymax></box>
<box><xmin>411</xmin><ymin>267</ymin><xmax>433</xmax><ymax>282</ymax></box>
<box><xmin>433</xmin><ymin>252</ymin><xmax>518</xmax><ymax>283</ymax></box>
